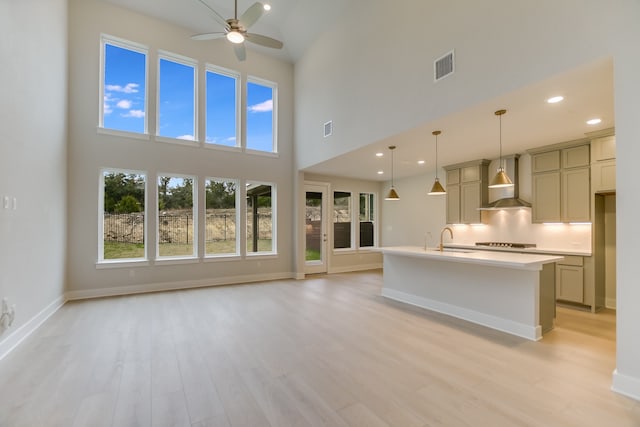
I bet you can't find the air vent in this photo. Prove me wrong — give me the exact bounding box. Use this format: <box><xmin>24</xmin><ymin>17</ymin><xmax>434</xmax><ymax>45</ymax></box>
<box><xmin>323</xmin><ymin>120</ymin><xmax>333</xmax><ymax>138</ymax></box>
<box><xmin>434</xmin><ymin>50</ymin><xmax>455</xmax><ymax>81</ymax></box>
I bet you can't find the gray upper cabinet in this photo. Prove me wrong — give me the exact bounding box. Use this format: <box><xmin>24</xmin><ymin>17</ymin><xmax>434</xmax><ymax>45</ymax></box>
<box><xmin>444</xmin><ymin>160</ymin><xmax>489</xmax><ymax>224</ymax></box>
<box><xmin>591</xmin><ymin>134</ymin><xmax>616</xmax><ymax>193</ymax></box>
<box><xmin>529</xmin><ymin>142</ymin><xmax>591</xmax><ymax>223</ymax></box>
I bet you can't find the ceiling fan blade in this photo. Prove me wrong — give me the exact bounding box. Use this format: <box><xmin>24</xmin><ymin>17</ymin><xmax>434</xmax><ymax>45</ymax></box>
<box><xmin>191</xmin><ymin>32</ymin><xmax>227</xmax><ymax>41</ymax></box>
<box><xmin>234</xmin><ymin>44</ymin><xmax>247</xmax><ymax>61</ymax></box>
<box><xmin>245</xmin><ymin>33</ymin><xmax>283</xmax><ymax>49</ymax></box>
<box><xmin>195</xmin><ymin>0</ymin><xmax>230</xmax><ymax>30</ymax></box>
<box><xmin>239</xmin><ymin>2</ymin><xmax>265</xmax><ymax>30</ymax></box>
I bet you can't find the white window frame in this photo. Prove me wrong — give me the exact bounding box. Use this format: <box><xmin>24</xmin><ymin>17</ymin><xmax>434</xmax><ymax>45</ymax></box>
<box><xmin>358</xmin><ymin>192</ymin><xmax>378</xmax><ymax>250</ymax></box>
<box><xmin>245</xmin><ymin>181</ymin><xmax>277</xmax><ymax>257</ymax></box>
<box><xmin>332</xmin><ymin>190</ymin><xmax>355</xmax><ymax>253</ymax></box>
<box><xmin>205</xmin><ymin>64</ymin><xmax>241</xmax><ymax>151</ymax></box>
<box><xmin>246</xmin><ymin>76</ymin><xmax>278</xmax><ymax>154</ymax></box>
<box><xmin>99</xmin><ymin>35</ymin><xmax>149</xmax><ymax>138</ymax></box>
<box><xmin>204</xmin><ymin>177</ymin><xmax>241</xmax><ymax>259</ymax></box>
<box><xmin>156</xmin><ymin>173</ymin><xmax>198</xmax><ymax>261</ymax></box>
<box><xmin>156</xmin><ymin>50</ymin><xmax>199</xmax><ymax>146</ymax></box>
<box><xmin>97</xmin><ymin>167</ymin><xmax>148</xmax><ymax>266</ymax></box>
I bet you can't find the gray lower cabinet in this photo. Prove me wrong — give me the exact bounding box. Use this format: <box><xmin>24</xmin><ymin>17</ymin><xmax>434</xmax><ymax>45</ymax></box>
<box><xmin>554</xmin><ymin>255</ymin><xmax>597</xmax><ymax>311</ymax></box>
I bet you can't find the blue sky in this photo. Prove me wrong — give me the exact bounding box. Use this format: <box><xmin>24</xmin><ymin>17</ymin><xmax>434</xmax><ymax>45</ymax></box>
<box><xmin>103</xmin><ymin>43</ymin><xmax>274</xmax><ymax>152</ymax></box>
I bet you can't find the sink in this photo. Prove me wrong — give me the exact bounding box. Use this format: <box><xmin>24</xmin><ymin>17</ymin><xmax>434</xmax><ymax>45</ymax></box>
<box><xmin>428</xmin><ymin>248</ymin><xmax>473</xmax><ymax>253</ymax></box>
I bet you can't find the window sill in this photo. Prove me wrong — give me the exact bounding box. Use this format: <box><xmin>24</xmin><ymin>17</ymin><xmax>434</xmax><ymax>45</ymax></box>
<box><xmin>244</xmin><ymin>148</ymin><xmax>279</xmax><ymax>158</ymax></box>
<box><xmin>155</xmin><ymin>257</ymin><xmax>199</xmax><ymax>266</ymax></box>
<box><xmin>203</xmin><ymin>254</ymin><xmax>242</xmax><ymax>262</ymax></box>
<box><xmin>245</xmin><ymin>252</ymin><xmax>278</xmax><ymax>260</ymax></box>
<box><xmin>96</xmin><ymin>259</ymin><xmax>150</xmax><ymax>269</ymax></box>
<box><xmin>333</xmin><ymin>249</ymin><xmax>357</xmax><ymax>255</ymax></box>
<box><xmin>155</xmin><ymin>135</ymin><xmax>200</xmax><ymax>147</ymax></box>
<box><xmin>203</xmin><ymin>143</ymin><xmax>242</xmax><ymax>153</ymax></box>
<box><xmin>97</xmin><ymin>127</ymin><xmax>150</xmax><ymax>141</ymax></box>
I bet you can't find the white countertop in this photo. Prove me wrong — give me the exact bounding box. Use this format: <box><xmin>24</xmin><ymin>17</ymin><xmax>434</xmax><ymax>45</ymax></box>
<box><xmin>444</xmin><ymin>243</ymin><xmax>591</xmax><ymax>257</ymax></box>
<box><xmin>379</xmin><ymin>246</ymin><xmax>564</xmax><ymax>270</ymax></box>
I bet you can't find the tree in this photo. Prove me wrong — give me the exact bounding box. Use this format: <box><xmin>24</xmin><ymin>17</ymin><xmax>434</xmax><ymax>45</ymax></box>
<box><xmin>114</xmin><ymin>195</ymin><xmax>141</xmax><ymax>213</ymax></box>
<box><xmin>104</xmin><ymin>173</ymin><xmax>145</xmax><ymax>213</ymax></box>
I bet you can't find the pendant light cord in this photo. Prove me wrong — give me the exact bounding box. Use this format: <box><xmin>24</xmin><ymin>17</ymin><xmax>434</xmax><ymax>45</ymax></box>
<box><xmin>435</xmin><ymin>134</ymin><xmax>439</xmax><ymax>179</ymax></box>
<box><xmin>499</xmin><ymin>112</ymin><xmax>503</xmax><ymax>169</ymax></box>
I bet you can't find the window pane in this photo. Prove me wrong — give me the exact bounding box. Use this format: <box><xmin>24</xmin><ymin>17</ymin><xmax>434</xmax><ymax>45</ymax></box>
<box><xmin>206</xmin><ymin>70</ymin><xmax>237</xmax><ymax>147</ymax></box>
<box><xmin>158</xmin><ymin>58</ymin><xmax>195</xmax><ymax>140</ymax></box>
<box><xmin>205</xmin><ymin>179</ymin><xmax>238</xmax><ymax>255</ymax></box>
<box><xmin>246</xmin><ymin>80</ymin><xmax>274</xmax><ymax>152</ymax></box>
<box><xmin>102</xmin><ymin>171</ymin><xmax>146</xmax><ymax>260</ymax></box>
<box><xmin>103</xmin><ymin>43</ymin><xmax>146</xmax><ymax>133</ymax></box>
<box><xmin>246</xmin><ymin>182</ymin><xmax>274</xmax><ymax>253</ymax></box>
<box><xmin>359</xmin><ymin>193</ymin><xmax>375</xmax><ymax>247</ymax></box>
<box><xmin>158</xmin><ymin>176</ymin><xmax>195</xmax><ymax>257</ymax></box>
<box><xmin>333</xmin><ymin>191</ymin><xmax>352</xmax><ymax>249</ymax></box>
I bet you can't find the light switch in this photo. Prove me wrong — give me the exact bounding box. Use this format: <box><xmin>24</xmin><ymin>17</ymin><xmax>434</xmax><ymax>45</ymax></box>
<box><xmin>12</xmin><ymin>197</ymin><xmax>17</xmax><ymax>210</ymax></box>
<box><xmin>3</xmin><ymin>196</ymin><xmax>9</xmax><ymax>209</ymax></box>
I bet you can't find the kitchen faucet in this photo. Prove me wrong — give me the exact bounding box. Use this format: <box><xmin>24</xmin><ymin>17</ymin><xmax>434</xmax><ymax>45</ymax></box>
<box><xmin>439</xmin><ymin>227</ymin><xmax>453</xmax><ymax>252</ymax></box>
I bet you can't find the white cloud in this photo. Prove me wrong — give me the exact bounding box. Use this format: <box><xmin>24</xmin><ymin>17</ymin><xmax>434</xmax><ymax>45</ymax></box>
<box><xmin>103</xmin><ymin>94</ymin><xmax>113</xmax><ymax>115</ymax></box>
<box><xmin>177</xmin><ymin>135</ymin><xmax>195</xmax><ymax>141</ymax></box>
<box><xmin>122</xmin><ymin>110</ymin><xmax>145</xmax><ymax>118</ymax></box>
<box><xmin>248</xmin><ymin>99</ymin><xmax>273</xmax><ymax>113</ymax></box>
<box><xmin>105</xmin><ymin>83</ymin><xmax>139</xmax><ymax>94</ymax></box>
<box><xmin>116</xmin><ymin>99</ymin><xmax>132</xmax><ymax>109</ymax></box>
<box><xmin>226</xmin><ymin>136</ymin><xmax>236</xmax><ymax>142</ymax></box>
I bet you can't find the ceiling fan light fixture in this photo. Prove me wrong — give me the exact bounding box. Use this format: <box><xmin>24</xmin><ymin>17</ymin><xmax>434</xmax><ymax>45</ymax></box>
<box><xmin>263</xmin><ymin>3</ymin><xmax>271</xmax><ymax>11</ymax></box>
<box><xmin>226</xmin><ymin>30</ymin><xmax>245</xmax><ymax>44</ymax></box>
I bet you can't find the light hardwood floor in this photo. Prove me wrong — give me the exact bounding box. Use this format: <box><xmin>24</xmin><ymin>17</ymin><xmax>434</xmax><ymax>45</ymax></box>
<box><xmin>0</xmin><ymin>270</ymin><xmax>638</xmax><ymax>426</ymax></box>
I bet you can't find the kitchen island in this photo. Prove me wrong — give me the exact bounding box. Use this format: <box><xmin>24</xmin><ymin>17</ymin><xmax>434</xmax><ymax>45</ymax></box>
<box><xmin>380</xmin><ymin>246</ymin><xmax>563</xmax><ymax>340</ymax></box>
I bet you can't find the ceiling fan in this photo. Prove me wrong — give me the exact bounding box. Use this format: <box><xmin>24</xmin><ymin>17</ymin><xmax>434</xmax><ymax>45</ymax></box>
<box><xmin>191</xmin><ymin>0</ymin><xmax>284</xmax><ymax>61</ymax></box>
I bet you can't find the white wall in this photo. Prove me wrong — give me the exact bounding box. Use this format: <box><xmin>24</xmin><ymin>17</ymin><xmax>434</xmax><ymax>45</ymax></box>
<box><xmin>295</xmin><ymin>0</ymin><xmax>640</xmax><ymax>400</ymax></box>
<box><xmin>67</xmin><ymin>0</ymin><xmax>295</xmax><ymax>296</ymax></box>
<box><xmin>0</xmin><ymin>0</ymin><xmax>68</xmax><ymax>353</ymax></box>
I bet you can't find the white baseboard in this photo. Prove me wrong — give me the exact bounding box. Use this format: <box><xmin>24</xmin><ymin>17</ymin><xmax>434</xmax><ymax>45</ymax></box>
<box><xmin>65</xmin><ymin>272</ymin><xmax>297</xmax><ymax>300</ymax></box>
<box><xmin>612</xmin><ymin>369</ymin><xmax>640</xmax><ymax>401</ymax></box>
<box><xmin>381</xmin><ymin>288</ymin><xmax>541</xmax><ymax>341</ymax></box>
<box><xmin>606</xmin><ymin>297</ymin><xmax>617</xmax><ymax>309</ymax></box>
<box><xmin>328</xmin><ymin>263</ymin><xmax>382</xmax><ymax>274</ymax></box>
<box><xmin>0</xmin><ymin>295</ymin><xmax>66</xmax><ymax>362</ymax></box>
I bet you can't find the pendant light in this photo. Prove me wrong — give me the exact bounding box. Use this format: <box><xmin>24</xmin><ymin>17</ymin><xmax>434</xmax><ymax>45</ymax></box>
<box><xmin>428</xmin><ymin>130</ymin><xmax>446</xmax><ymax>195</ymax></box>
<box><xmin>489</xmin><ymin>109</ymin><xmax>514</xmax><ymax>188</ymax></box>
<box><xmin>385</xmin><ymin>146</ymin><xmax>400</xmax><ymax>200</ymax></box>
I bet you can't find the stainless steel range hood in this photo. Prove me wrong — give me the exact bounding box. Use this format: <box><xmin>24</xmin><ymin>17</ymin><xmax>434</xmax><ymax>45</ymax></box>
<box><xmin>480</xmin><ymin>154</ymin><xmax>531</xmax><ymax>210</ymax></box>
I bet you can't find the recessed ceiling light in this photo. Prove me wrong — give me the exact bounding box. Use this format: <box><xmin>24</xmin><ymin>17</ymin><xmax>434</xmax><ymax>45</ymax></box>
<box><xmin>547</xmin><ymin>96</ymin><xmax>564</xmax><ymax>104</ymax></box>
<box><xmin>418</xmin><ymin>160</ymin><xmax>425</xmax><ymax>164</ymax></box>
<box><xmin>377</xmin><ymin>170</ymin><xmax>384</xmax><ymax>175</ymax></box>
<box><xmin>263</xmin><ymin>4</ymin><xmax>271</xmax><ymax>11</ymax></box>
<box><xmin>375</xmin><ymin>152</ymin><xmax>384</xmax><ymax>157</ymax></box>
<box><xmin>586</xmin><ymin>118</ymin><xmax>602</xmax><ymax>125</ymax></box>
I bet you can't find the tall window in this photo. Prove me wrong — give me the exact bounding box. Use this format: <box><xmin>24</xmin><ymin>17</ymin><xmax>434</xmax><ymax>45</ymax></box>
<box><xmin>359</xmin><ymin>193</ymin><xmax>376</xmax><ymax>248</ymax></box>
<box><xmin>246</xmin><ymin>182</ymin><xmax>275</xmax><ymax>253</ymax></box>
<box><xmin>333</xmin><ymin>191</ymin><xmax>352</xmax><ymax>249</ymax></box>
<box><xmin>205</xmin><ymin>178</ymin><xmax>239</xmax><ymax>256</ymax></box>
<box><xmin>99</xmin><ymin>170</ymin><xmax>146</xmax><ymax>261</ymax></box>
<box><xmin>246</xmin><ymin>78</ymin><xmax>276</xmax><ymax>152</ymax></box>
<box><xmin>101</xmin><ymin>36</ymin><xmax>147</xmax><ymax>134</ymax></box>
<box><xmin>206</xmin><ymin>66</ymin><xmax>239</xmax><ymax>147</ymax></box>
<box><xmin>157</xmin><ymin>175</ymin><xmax>197</xmax><ymax>258</ymax></box>
<box><xmin>157</xmin><ymin>53</ymin><xmax>197</xmax><ymax>141</ymax></box>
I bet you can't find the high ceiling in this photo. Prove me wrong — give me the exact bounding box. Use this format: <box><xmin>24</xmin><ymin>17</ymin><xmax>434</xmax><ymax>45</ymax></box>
<box><xmin>98</xmin><ymin>0</ymin><xmax>615</xmax><ymax>182</ymax></box>
<box><xmin>99</xmin><ymin>0</ymin><xmax>345</xmax><ymax>63</ymax></box>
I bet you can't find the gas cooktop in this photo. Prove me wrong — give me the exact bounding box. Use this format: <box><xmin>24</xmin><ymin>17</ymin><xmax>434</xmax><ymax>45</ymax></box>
<box><xmin>475</xmin><ymin>242</ymin><xmax>537</xmax><ymax>249</ymax></box>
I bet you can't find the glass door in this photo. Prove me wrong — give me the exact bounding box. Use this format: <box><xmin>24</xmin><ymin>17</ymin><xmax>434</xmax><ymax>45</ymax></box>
<box><xmin>305</xmin><ymin>183</ymin><xmax>328</xmax><ymax>274</ymax></box>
